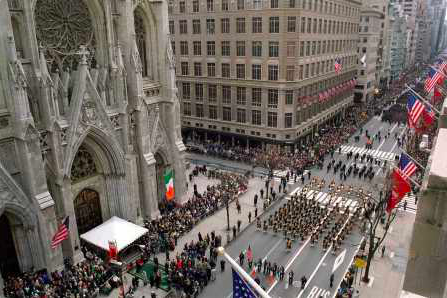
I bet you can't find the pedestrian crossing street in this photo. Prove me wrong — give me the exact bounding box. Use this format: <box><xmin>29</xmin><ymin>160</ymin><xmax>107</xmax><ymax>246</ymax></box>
<box><xmin>339</xmin><ymin>145</ymin><xmax>398</xmax><ymax>162</ymax></box>
<box><xmin>272</xmin><ymin>170</ymin><xmax>309</xmax><ymax>185</ymax></box>
<box><xmin>398</xmin><ymin>193</ymin><xmax>418</xmax><ymax>214</ymax></box>
<box><xmin>285</xmin><ymin>186</ymin><xmax>362</xmax><ymax>215</ymax></box>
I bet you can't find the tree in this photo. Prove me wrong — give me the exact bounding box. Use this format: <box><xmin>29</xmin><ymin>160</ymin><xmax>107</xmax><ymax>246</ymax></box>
<box><xmin>359</xmin><ymin>169</ymin><xmax>398</xmax><ymax>282</ymax></box>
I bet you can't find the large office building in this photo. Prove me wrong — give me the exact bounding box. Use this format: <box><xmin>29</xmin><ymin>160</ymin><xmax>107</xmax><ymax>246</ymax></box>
<box><xmin>169</xmin><ymin>0</ymin><xmax>361</xmax><ymax>149</ymax></box>
<box><xmin>390</xmin><ymin>4</ymin><xmax>408</xmax><ymax>81</ymax></box>
<box><xmin>355</xmin><ymin>7</ymin><xmax>384</xmax><ymax>103</ymax></box>
<box><xmin>390</xmin><ymin>0</ymin><xmax>420</xmax><ymax>68</ymax></box>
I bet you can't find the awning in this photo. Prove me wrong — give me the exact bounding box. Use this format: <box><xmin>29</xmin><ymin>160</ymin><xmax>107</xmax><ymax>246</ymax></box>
<box><xmin>80</xmin><ymin>216</ymin><xmax>148</xmax><ymax>253</ymax></box>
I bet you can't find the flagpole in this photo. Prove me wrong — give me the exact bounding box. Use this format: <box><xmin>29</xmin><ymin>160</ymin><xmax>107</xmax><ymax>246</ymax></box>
<box><xmin>399</xmin><ymin>148</ymin><xmax>427</xmax><ymax>171</ymax></box>
<box><xmin>218</xmin><ymin>247</ymin><xmax>272</xmax><ymax>298</ymax></box>
<box><xmin>405</xmin><ymin>84</ymin><xmax>441</xmax><ymax>116</ymax></box>
<box><xmin>392</xmin><ymin>165</ymin><xmax>422</xmax><ymax>188</ymax></box>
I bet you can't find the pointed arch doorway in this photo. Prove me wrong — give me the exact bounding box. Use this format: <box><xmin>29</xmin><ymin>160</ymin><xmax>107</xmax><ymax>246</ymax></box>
<box><xmin>0</xmin><ymin>214</ymin><xmax>21</xmax><ymax>278</ymax></box>
<box><xmin>74</xmin><ymin>189</ymin><xmax>102</xmax><ymax>235</ymax></box>
<box><xmin>154</xmin><ymin>152</ymin><xmax>168</xmax><ymax>210</ymax></box>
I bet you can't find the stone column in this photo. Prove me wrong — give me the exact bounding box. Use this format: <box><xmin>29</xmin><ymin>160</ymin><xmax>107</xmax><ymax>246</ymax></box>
<box><xmin>11</xmin><ymin>223</ymin><xmax>32</xmax><ymax>272</ymax></box>
<box><xmin>218</xmin><ymin>133</ymin><xmax>221</xmax><ymax>144</ymax></box>
<box><xmin>55</xmin><ymin>178</ymin><xmax>83</xmax><ymax>264</ymax></box>
<box><xmin>139</xmin><ymin>154</ymin><xmax>160</xmax><ymax>219</ymax></box>
<box><xmin>26</xmin><ymin>226</ymin><xmax>46</xmax><ymax>270</ymax></box>
<box><xmin>246</xmin><ymin>138</ymin><xmax>250</xmax><ymax>150</ymax></box>
<box><xmin>147</xmin><ymin>161</ymin><xmax>161</xmax><ymax>219</ymax></box>
<box><xmin>232</xmin><ymin>136</ymin><xmax>235</xmax><ymax>147</ymax></box>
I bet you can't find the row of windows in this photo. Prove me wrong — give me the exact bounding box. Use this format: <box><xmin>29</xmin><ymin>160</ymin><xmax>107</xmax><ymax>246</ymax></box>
<box><xmin>177</xmin><ymin>56</ymin><xmax>356</xmax><ymax>81</ymax></box>
<box><xmin>171</xmin><ymin>0</ymin><xmax>360</xmax><ymax>18</ymax></box>
<box><xmin>182</xmin><ymin>92</ymin><xmax>348</xmax><ymax>128</ymax></box>
<box><xmin>173</xmin><ymin>39</ymin><xmax>356</xmax><ymax>58</ymax></box>
<box><xmin>180</xmin><ymin>72</ymin><xmax>356</xmax><ymax>107</ymax></box>
<box><xmin>170</xmin><ymin>17</ymin><xmax>358</xmax><ymax>36</ymax></box>
<box><xmin>183</xmin><ymin>104</ymin><xmax>278</xmax><ymax>126</ymax></box>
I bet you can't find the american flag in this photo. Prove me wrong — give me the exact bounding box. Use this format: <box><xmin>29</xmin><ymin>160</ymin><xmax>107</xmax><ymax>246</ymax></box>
<box><xmin>424</xmin><ymin>68</ymin><xmax>444</xmax><ymax>93</ymax></box>
<box><xmin>232</xmin><ymin>269</ymin><xmax>257</xmax><ymax>298</ymax></box>
<box><xmin>398</xmin><ymin>153</ymin><xmax>417</xmax><ymax>179</ymax></box>
<box><xmin>51</xmin><ymin>216</ymin><xmax>70</xmax><ymax>249</ymax></box>
<box><xmin>434</xmin><ymin>59</ymin><xmax>447</xmax><ymax>73</ymax></box>
<box><xmin>334</xmin><ymin>58</ymin><xmax>342</xmax><ymax>73</ymax></box>
<box><xmin>406</xmin><ymin>92</ymin><xmax>424</xmax><ymax>129</ymax></box>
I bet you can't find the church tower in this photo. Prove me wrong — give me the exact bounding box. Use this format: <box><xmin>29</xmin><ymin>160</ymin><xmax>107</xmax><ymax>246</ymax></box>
<box><xmin>0</xmin><ymin>0</ymin><xmax>186</xmax><ymax>278</ymax></box>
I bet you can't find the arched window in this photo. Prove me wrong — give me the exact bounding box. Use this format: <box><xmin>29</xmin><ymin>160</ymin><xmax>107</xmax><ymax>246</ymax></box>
<box><xmin>134</xmin><ymin>9</ymin><xmax>148</xmax><ymax>77</ymax></box>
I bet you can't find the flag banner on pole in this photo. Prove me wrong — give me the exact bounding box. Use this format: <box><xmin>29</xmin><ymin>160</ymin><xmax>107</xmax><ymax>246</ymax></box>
<box><xmin>406</xmin><ymin>92</ymin><xmax>424</xmax><ymax>129</ymax></box>
<box><xmin>433</xmin><ymin>86</ymin><xmax>443</xmax><ymax>103</ymax></box>
<box><xmin>398</xmin><ymin>153</ymin><xmax>417</xmax><ymax>179</ymax></box>
<box><xmin>425</xmin><ymin>68</ymin><xmax>444</xmax><ymax>93</ymax></box>
<box><xmin>232</xmin><ymin>269</ymin><xmax>257</xmax><ymax>298</ymax></box>
<box><xmin>334</xmin><ymin>58</ymin><xmax>342</xmax><ymax>73</ymax></box>
<box><xmin>360</xmin><ymin>54</ymin><xmax>366</xmax><ymax>67</ymax></box>
<box><xmin>422</xmin><ymin>104</ymin><xmax>435</xmax><ymax>127</ymax></box>
<box><xmin>246</xmin><ymin>246</ymin><xmax>253</xmax><ymax>262</ymax></box>
<box><xmin>250</xmin><ymin>267</ymin><xmax>256</xmax><ymax>278</ymax></box>
<box><xmin>386</xmin><ymin>170</ymin><xmax>411</xmax><ymax>213</ymax></box>
<box><xmin>164</xmin><ymin>169</ymin><xmax>175</xmax><ymax>201</ymax></box>
<box><xmin>434</xmin><ymin>59</ymin><xmax>447</xmax><ymax>73</ymax></box>
<box><xmin>51</xmin><ymin>216</ymin><xmax>69</xmax><ymax>249</ymax></box>
<box><xmin>108</xmin><ymin>240</ymin><xmax>118</xmax><ymax>260</ymax></box>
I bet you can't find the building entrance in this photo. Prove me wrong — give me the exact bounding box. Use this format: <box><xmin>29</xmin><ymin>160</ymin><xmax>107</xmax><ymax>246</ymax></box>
<box><xmin>74</xmin><ymin>189</ymin><xmax>103</xmax><ymax>235</ymax></box>
<box><xmin>0</xmin><ymin>214</ymin><xmax>20</xmax><ymax>278</ymax></box>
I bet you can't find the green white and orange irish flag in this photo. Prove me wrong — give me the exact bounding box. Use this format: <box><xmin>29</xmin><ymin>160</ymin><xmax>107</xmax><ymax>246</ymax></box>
<box><xmin>164</xmin><ymin>169</ymin><xmax>175</xmax><ymax>201</ymax></box>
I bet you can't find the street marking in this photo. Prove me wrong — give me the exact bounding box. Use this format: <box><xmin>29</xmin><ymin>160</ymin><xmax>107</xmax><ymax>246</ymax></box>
<box><xmin>367</xmin><ymin>276</ymin><xmax>375</xmax><ymax>287</ymax></box>
<box><xmin>297</xmin><ymin>246</ymin><xmax>332</xmax><ymax>298</ymax></box>
<box><xmin>332</xmin><ymin>249</ymin><xmax>347</xmax><ymax>273</ymax></box>
<box><xmin>307</xmin><ymin>286</ymin><xmax>331</xmax><ymax>298</ymax></box>
<box><xmin>331</xmin><ymin>236</ymin><xmax>365</xmax><ymax>298</ymax></box>
<box><xmin>266</xmin><ymin>237</ymin><xmax>312</xmax><ymax>294</ymax></box>
<box><xmin>296</xmin><ymin>216</ymin><xmax>352</xmax><ymax>298</ymax></box>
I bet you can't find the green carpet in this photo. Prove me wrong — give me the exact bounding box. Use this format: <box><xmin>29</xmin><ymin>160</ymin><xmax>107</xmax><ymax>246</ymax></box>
<box><xmin>129</xmin><ymin>260</ymin><xmax>170</xmax><ymax>292</ymax></box>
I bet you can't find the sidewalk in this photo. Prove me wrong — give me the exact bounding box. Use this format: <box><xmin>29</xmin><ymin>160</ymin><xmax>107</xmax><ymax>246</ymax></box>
<box><xmin>105</xmin><ymin>171</ymin><xmax>267</xmax><ymax>298</ymax></box>
<box><xmin>353</xmin><ymin>211</ymin><xmax>415</xmax><ymax>298</ymax></box>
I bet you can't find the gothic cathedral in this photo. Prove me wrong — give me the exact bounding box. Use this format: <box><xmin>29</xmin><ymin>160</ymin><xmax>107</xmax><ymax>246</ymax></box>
<box><xmin>0</xmin><ymin>0</ymin><xmax>186</xmax><ymax>282</ymax></box>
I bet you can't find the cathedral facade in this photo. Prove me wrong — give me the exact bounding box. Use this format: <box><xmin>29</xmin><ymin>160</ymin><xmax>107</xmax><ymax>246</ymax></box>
<box><xmin>0</xmin><ymin>0</ymin><xmax>186</xmax><ymax>282</ymax></box>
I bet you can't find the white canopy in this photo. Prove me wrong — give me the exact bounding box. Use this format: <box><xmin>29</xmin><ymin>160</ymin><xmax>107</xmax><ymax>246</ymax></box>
<box><xmin>80</xmin><ymin>216</ymin><xmax>148</xmax><ymax>253</ymax></box>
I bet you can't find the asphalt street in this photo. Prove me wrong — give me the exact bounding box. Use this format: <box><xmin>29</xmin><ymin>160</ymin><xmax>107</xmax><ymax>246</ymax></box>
<box><xmin>195</xmin><ymin>116</ymin><xmax>407</xmax><ymax>298</ymax></box>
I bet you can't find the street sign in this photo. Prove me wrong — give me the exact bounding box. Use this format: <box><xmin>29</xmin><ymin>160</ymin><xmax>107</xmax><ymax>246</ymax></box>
<box><xmin>332</xmin><ymin>249</ymin><xmax>346</xmax><ymax>273</ymax></box>
<box><xmin>354</xmin><ymin>258</ymin><xmax>367</xmax><ymax>268</ymax></box>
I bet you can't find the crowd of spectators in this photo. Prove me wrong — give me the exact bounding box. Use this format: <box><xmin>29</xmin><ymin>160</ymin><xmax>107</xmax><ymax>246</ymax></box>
<box><xmin>3</xmin><ymin>169</ymin><xmax>247</xmax><ymax>298</ymax></box>
<box><xmin>186</xmin><ymin>106</ymin><xmax>369</xmax><ymax>173</ymax></box>
<box><xmin>3</xmin><ymin>255</ymin><xmax>114</xmax><ymax>298</ymax></box>
<box><xmin>142</xmin><ymin>169</ymin><xmax>248</xmax><ymax>254</ymax></box>
<box><xmin>167</xmin><ymin>233</ymin><xmax>222</xmax><ymax>297</ymax></box>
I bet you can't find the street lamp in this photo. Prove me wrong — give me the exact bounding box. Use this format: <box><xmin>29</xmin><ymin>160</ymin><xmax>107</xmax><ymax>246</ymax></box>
<box><xmin>225</xmin><ymin>194</ymin><xmax>230</xmax><ymax>231</ymax></box>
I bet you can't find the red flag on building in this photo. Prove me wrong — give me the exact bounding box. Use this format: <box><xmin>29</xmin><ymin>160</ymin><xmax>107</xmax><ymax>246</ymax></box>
<box><xmin>422</xmin><ymin>104</ymin><xmax>435</xmax><ymax>127</ymax></box>
<box><xmin>386</xmin><ymin>169</ymin><xmax>411</xmax><ymax>213</ymax></box>
<box><xmin>433</xmin><ymin>86</ymin><xmax>443</xmax><ymax>103</ymax></box>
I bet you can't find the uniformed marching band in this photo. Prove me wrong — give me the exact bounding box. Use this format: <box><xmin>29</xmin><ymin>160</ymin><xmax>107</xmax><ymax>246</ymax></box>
<box><xmin>256</xmin><ymin>177</ymin><xmax>370</xmax><ymax>255</ymax></box>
